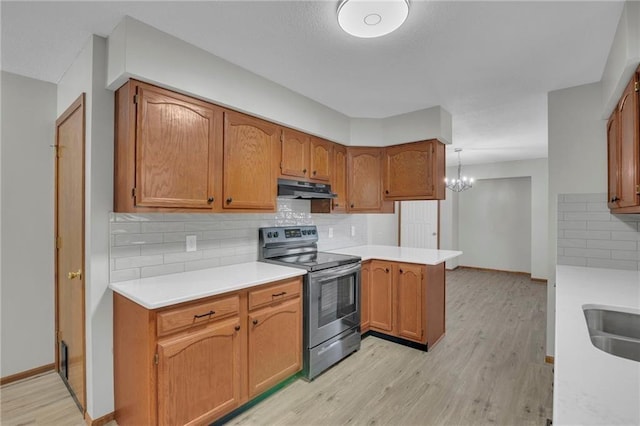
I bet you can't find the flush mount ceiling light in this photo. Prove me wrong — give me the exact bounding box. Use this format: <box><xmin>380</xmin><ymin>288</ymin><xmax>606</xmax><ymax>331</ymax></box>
<box><xmin>338</xmin><ymin>0</ymin><xmax>410</xmax><ymax>38</ymax></box>
<box><xmin>445</xmin><ymin>148</ymin><xmax>474</xmax><ymax>192</ymax></box>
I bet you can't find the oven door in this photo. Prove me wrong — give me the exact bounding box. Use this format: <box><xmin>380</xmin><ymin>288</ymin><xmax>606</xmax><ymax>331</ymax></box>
<box><xmin>307</xmin><ymin>262</ymin><xmax>360</xmax><ymax>349</ymax></box>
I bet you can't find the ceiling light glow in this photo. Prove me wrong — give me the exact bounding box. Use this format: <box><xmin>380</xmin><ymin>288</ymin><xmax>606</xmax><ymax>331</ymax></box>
<box><xmin>338</xmin><ymin>0</ymin><xmax>409</xmax><ymax>38</ymax></box>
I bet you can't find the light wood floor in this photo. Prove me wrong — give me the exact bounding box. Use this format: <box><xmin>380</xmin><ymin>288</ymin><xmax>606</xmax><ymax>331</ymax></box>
<box><xmin>1</xmin><ymin>268</ymin><xmax>552</xmax><ymax>426</ymax></box>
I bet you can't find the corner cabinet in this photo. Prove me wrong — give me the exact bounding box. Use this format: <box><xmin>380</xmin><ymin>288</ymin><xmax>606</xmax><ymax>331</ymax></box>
<box><xmin>365</xmin><ymin>260</ymin><xmax>445</xmax><ymax>348</ymax></box>
<box><xmin>347</xmin><ymin>147</ymin><xmax>394</xmax><ymax>213</ymax></box>
<box><xmin>114</xmin><ymin>80</ymin><xmax>222</xmax><ymax>212</ymax></box>
<box><xmin>383</xmin><ymin>140</ymin><xmax>446</xmax><ymax>200</ymax></box>
<box><xmin>608</xmin><ymin>67</ymin><xmax>640</xmax><ymax>213</ymax></box>
<box><xmin>113</xmin><ymin>277</ymin><xmax>302</xmax><ymax>426</ymax></box>
<box><xmin>222</xmin><ymin>111</ymin><xmax>279</xmax><ymax>211</ymax></box>
<box><xmin>360</xmin><ymin>261</ymin><xmax>371</xmax><ymax>333</ymax></box>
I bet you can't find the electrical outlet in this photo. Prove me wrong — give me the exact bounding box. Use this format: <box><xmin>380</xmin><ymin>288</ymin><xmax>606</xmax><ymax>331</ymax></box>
<box><xmin>351</xmin><ymin>226</ymin><xmax>356</xmax><ymax>237</ymax></box>
<box><xmin>186</xmin><ymin>235</ymin><xmax>197</xmax><ymax>252</ymax></box>
<box><xmin>328</xmin><ymin>227</ymin><xmax>334</xmax><ymax>238</ymax></box>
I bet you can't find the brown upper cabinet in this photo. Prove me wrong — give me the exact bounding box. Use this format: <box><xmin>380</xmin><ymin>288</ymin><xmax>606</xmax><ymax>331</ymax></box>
<box><xmin>383</xmin><ymin>140</ymin><xmax>446</xmax><ymax>201</ymax></box>
<box><xmin>347</xmin><ymin>147</ymin><xmax>394</xmax><ymax>213</ymax></box>
<box><xmin>608</xmin><ymin>68</ymin><xmax>640</xmax><ymax>213</ymax></box>
<box><xmin>332</xmin><ymin>144</ymin><xmax>348</xmax><ymax>212</ymax></box>
<box><xmin>223</xmin><ymin>111</ymin><xmax>279</xmax><ymax>211</ymax></box>
<box><xmin>114</xmin><ymin>80</ymin><xmax>222</xmax><ymax>212</ymax></box>
<box><xmin>280</xmin><ymin>131</ymin><xmax>332</xmax><ymax>182</ymax></box>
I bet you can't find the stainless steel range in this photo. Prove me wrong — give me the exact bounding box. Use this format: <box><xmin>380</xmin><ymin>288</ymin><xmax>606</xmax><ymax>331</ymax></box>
<box><xmin>259</xmin><ymin>225</ymin><xmax>361</xmax><ymax>380</ymax></box>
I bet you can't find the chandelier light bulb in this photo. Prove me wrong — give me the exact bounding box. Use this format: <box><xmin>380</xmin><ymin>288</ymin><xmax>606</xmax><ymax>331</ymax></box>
<box><xmin>445</xmin><ymin>148</ymin><xmax>474</xmax><ymax>192</ymax></box>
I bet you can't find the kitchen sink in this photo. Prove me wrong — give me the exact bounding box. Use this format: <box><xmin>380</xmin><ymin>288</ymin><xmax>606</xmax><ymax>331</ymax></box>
<box><xmin>583</xmin><ymin>306</ymin><xmax>640</xmax><ymax>362</ymax></box>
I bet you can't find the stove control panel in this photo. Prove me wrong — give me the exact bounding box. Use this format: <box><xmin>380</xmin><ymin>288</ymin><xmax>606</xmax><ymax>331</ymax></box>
<box><xmin>259</xmin><ymin>226</ymin><xmax>318</xmax><ymax>246</ymax></box>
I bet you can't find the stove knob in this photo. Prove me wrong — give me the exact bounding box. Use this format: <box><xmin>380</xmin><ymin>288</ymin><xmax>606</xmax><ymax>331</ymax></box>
<box><xmin>274</xmin><ymin>232</ymin><xmax>279</xmax><ymax>238</ymax></box>
<box><xmin>267</xmin><ymin>232</ymin><xmax>273</xmax><ymax>238</ymax></box>
<box><xmin>311</xmin><ymin>229</ymin><xmax>316</xmax><ymax>235</ymax></box>
<box><xmin>302</xmin><ymin>230</ymin><xmax>307</xmax><ymax>235</ymax></box>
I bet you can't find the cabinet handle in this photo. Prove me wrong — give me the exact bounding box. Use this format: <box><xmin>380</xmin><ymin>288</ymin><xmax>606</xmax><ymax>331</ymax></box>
<box><xmin>313</xmin><ymin>170</ymin><xmax>317</xmax><ymax>176</ymax></box>
<box><xmin>303</xmin><ymin>169</ymin><xmax>307</xmax><ymax>174</ymax></box>
<box><xmin>194</xmin><ymin>310</ymin><xmax>215</xmax><ymax>319</ymax></box>
<box><xmin>350</xmin><ymin>204</ymin><xmax>354</xmax><ymax>208</ymax></box>
<box><xmin>385</xmin><ymin>268</ymin><xmax>389</xmax><ymax>273</ymax></box>
<box><xmin>385</xmin><ymin>190</ymin><xmax>389</xmax><ymax>194</ymax></box>
<box><xmin>253</xmin><ymin>319</ymin><xmax>258</xmax><ymax>325</ymax></box>
<box><xmin>611</xmin><ymin>196</ymin><xmax>620</xmax><ymax>203</ymax></box>
<box><xmin>334</xmin><ymin>203</ymin><xmax>339</xmax><ymax>207</ymax></box>
<box><xmin>207</xmin><ymin>197</ymin><xmax>214</xmax><ymax>204</ymax></box>
<box><xmin>272</xmin><ymin>291</ymin><xmax>286</xmax><ymax>297</ymax></box>
<box><xmin>226</xmin><ymin>197</ymin><xmax>233</xmax><ymax>204</ymax></box>
<box><xmin>235</xmin><ymin>325</ymin><xmax>241</xmax><ymax>331</ymax></box>
<box><xmin>399</xmin><ymin>268</ymin><xmax>404</xmax><ymax>274</ymax></box>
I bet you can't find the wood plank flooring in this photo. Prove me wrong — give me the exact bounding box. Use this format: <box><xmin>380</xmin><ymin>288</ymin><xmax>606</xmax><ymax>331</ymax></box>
<box><xmin>0</xmin><ymin>268</ymin><xmax>552</xmax><ymax>426</ymax></box>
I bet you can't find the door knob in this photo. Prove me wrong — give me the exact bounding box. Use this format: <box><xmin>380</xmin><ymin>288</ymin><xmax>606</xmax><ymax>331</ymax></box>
<box><xmin>68</xmin><ymin>270</ymin><xmax>82</xmax><ymax>280</ymax></box>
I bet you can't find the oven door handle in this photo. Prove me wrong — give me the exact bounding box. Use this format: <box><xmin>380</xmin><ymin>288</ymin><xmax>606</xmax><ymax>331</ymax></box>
<box><xmin>310</xmin><ymin>262</ymin><xmax>361</xmax><ymax>280</ymax></box>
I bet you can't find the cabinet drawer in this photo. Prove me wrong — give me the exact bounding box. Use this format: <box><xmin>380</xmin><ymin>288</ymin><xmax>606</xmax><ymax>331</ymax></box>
<box><xmin>248</xmin><ymin>278</ymin><xmax>301</xmax><ymax>311</ymax></box>
<box><xmin>157</xmin><ymin>294</ymin><xmax>240</xmax><ymax>337</ymax></box>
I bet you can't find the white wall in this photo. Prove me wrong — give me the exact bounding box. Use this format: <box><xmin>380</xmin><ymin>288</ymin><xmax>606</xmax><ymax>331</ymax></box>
<box><xmin>548</xmin><ymin>81</ymin><xmax>607</xmax><ymax>358</ymax></box>
<box><xmin>459</xmin><ymin>177</ymin><xmax>532</xmax><ymax>273</ymax></box>
<box><xmin>57</xmin><ymin>35</ymin><xmax>114</xmax><ymax>419</ymax></box>
<box><xmin>366</xmin><ymin>207</ymin><xmax>399</xmax><ymax>246</ymax></box>
<box><xmin>440</xmin><ymin>194</ymin><xmax>459</xmax><ymax>269</ymax></box>
<box><xmin>440</xmin><ymin>158</ymin><xmax>548</xmax><ymax>279</ymax></box>
<box><xmin>1</xmin><ymin>71</ymin><xmax>57</xmax><ymax>377</ymax></box>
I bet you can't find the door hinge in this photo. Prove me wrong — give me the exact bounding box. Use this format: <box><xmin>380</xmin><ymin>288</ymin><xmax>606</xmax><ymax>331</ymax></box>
<box><xmin>154</xmin><ymin>353</ymin><xmax>159</xmax><ymax>365</ymax></box>
<box><xmin>280</xmin><ymin>162</ymin><xmax>283</xmax><ymax>170</ymax></box>
<box><xmin>421</xmin><ymin>329</ymin><xmax>424</xmax><ymax>338</ymax></box>
<box><xmin>56</xmin><ymin>330</ymin><xmax>60</xmax><ymax>342</ymax></box>
<box><xmin>431</xmin><ymin>145</ymin><xmax>435</xmax><ymax>154</ymax></box>
<box><xmin>133</xmin><ymin>94</ymin><xmax>139</xmax><ymax>104</ymax></box>
<box><xmin>56</xmin><ymin>236</ymin><xmax>62</xmax><ymax>249</ymax></box>
<box><xmin>635</xmin><ymin>81</ymin><xmax>639</xmax><ymax>93</ymax></box>
<box><xmin>132</xmin><ymin>187</ymin><xmax>137</xmax><ymax>199</ymax></box>
<box><xmin>280</xmin><ymin>132</ymin><xmax>284</xmax><ymax>143</ymax></box>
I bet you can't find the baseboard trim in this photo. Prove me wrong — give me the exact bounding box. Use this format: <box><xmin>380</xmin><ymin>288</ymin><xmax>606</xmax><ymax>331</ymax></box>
<box><xmin>545</xmin><ymin>356</ymin><xmax>554</xmax><ymax>365</ymax></box>
<box><xmin>0</xmin><ymin>363</ymin><xmax>55</xmax><ymax>386</ymax></box>
<box><xmin>458</xmin><ymin>266</ymin><xmax>547</xmax><ymax>283</ymax></box>
<box><xmin>85</xmin><ymin>411</ymin><xmax>115</xmax><ymax>426</ymax></box>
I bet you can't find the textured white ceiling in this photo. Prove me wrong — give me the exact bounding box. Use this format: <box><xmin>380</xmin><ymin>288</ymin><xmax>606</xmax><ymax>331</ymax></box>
<box><xmin>1</xmin><ymin>1</ymin><xmax>625</xmax><ymax>165</ymax></box>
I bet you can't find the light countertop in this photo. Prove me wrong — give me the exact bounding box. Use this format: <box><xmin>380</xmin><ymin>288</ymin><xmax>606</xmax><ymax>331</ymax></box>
<box><xmin>329</xmin><ymin>245</ymin><xmax>462</xmax><ymax>265</ymax></box>
<box><xmin>554</xmin><ymin>265</ymin><xmax>640</xmax><ymax>426</ymax></box>
<box><xmin>109</xmin><ymin>262</ymin><xmax>306</xmax><ymax>310</ymax></box>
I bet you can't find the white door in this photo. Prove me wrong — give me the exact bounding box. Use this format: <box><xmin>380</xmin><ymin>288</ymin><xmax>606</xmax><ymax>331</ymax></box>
<box><xmin>400</xmin><ymin>201</ymin><xmax>438</xmax><ymax>249</ymax></box>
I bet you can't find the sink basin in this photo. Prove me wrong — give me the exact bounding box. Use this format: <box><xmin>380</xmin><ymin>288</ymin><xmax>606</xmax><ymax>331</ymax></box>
<box><xmin>583</xmin><ymin>306</ymin><xmax>640</xmax><ymax>363</ymax></box>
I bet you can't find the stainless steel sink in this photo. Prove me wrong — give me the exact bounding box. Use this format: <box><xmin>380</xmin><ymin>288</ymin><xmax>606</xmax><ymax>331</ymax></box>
<box><xmin>583</xmin><ymin>306</ymin><xmax>640</xmax><ymax>363</ymax></box>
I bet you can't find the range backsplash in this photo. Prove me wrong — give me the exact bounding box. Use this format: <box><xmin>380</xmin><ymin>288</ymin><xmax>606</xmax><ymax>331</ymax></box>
<box><xmin>109</xmin><ymin>199</ymin><xmax>368</xmax><ymax>282</ymax></box>
<box><xmin>557</xmin><ymin>193</ymin><xmax>640</xmax><ymax>270</ymax></box>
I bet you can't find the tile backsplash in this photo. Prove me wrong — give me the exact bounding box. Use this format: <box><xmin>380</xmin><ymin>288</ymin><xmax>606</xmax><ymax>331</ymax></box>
<box><xmin>109</xmin><ymin>199</ymin><xmax>368</xmax><ymax>282</ymax></box>
<box><xmin>557</xmin><ymin>193</ymin><xmax>640</xmax><ymax>270</ymax></box>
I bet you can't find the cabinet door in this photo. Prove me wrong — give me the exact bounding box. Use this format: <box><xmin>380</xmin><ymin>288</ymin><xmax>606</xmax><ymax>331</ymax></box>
<box><xmin>332</xmin><ymin>144</ymin><xmax>348</xmax><ymax>212</ymax></box>
<box><xmin>360</xmin><ymin>261</ymin><xmax>371</xmax><ymax>332</ymax></box>
<box><xmin>369</xmin><ymin>260</ymin><xmax>393</xmax><ymax>331</ymax></box>
<box><xmin>348</xmin><ymin>147</ymin><xmax>384</xmax><ymax>212</ymax></box>
<box><xmin>157</xmin><ymin>318</ymin><xmax>241</xmax><ymax>426</ymax></box>
<box><xmin>136</xmin><ymin>84</ymin><xmax>218</xmax><ymax>209</ymax></box>
<box><xmin>617</xmin><ymin>76</ymin><xmax>640</xmax><ymax>208</ymax></box>
<box><xmin>396</xmin><ymin>263</ymin><xmax>424</xmax><ymax>343</ymax></box>
<box><xmin>310</xmin><ymin>137</ymin><xmax>332</xmax><ymax>182</ymax></box>
<box><xmin>607</xmin><ymin>110</ymin><xmax>620</xmax><ymax>208</ymax></box>
<box><xmin>384</xmin><ymin>141</ymin><xmax>434</xmax><ymax>199</ymax></box>
<box><xmin>223</xmin><ymin>111</ymin><xmax>278</xmax><ymax>210</ymax></box>
<box><xmin>248</xmin><ymin>297</ymin><xmax>302</xmax><ymax>398</ymax></box>
<box><xmin>281</xmin><ymin>128</ymin><xmax>309</xmax><ymax>179</ymax></box>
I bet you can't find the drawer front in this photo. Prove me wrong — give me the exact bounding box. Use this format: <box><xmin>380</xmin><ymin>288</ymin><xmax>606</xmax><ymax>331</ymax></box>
<box><xmin>157</xmin><ymin>294</ymin><xmax>240</xmax><ymax>337</ymax></box>
<box><xmin>248</xmin><ymin>278</ymin><xmax>301</xmax><ymax>311</ymax></box>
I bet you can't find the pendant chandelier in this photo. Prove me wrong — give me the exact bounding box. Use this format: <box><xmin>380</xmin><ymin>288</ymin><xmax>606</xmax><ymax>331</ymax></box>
<box><xmin>445</xmin><ymin>148</ymin><xmax>474</xmax><ymax>192</ymax></box>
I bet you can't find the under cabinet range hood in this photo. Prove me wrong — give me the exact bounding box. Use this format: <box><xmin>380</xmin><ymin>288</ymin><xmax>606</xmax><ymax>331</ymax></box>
<box><xmin>277</xmin><ymin>179</ymin><xmax>337</xmax><ymax>199</ymax></box>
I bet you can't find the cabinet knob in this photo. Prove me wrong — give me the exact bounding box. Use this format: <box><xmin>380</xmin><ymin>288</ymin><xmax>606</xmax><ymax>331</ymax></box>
<box><xmin>334</xmin><ymin>203</ymin><xmax>339</xmax><ymax>207</ymax></box>
<box><xmin>253</xmin><ymin>319</ymin><xmax>258</xmax><ymax>325</ymax></box>
<box><xmin>235</xmin><ymin>325</ymin><xmax>240</xmax><ymax>331</ymax></box>
<box><xmin>313</xmin><ymin>170</ymin><xmax>317</xmax><ymax>176</ymax></box>
<box><xmin>350</xmin><ymin>204</ymin><xmax>354</xmax><ymax>208</ymax></box>
<box><xmin>611</xmin><ymin>196</ymin><xmax>620</xmax><ymax>203</ymax></box>
<box><xmin>399</xmin><ymin>268</ymin><xmax>404</xmax><ymax>274</ymax></box>
<box><xmin>303</xmin><ymin>169</ymin><xmax>307</xmax><ymax>174</ymax></box>
<box><xmin>207</xmin><ymin>197</ymin><xmax>214</xmax><ymax>204</ymax></box>
<box><xmin>385</xmin><ymin>190</ymin><xmax>389</xmax><ymax>194</ymax></box>
<box><xmin>226</xmin><ymin>197</ymin><xmax>233</xmax><ymax>204</ymax></box>
<box><xmin>385</xmin><ymin>268</ymin><xmax>389</xmax><ymax>273</ymax></box>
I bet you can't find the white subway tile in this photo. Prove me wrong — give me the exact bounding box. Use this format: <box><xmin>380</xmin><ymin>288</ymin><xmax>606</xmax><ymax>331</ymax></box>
<box><xmin>164</xmin><ymin>251</ymin><xmax>203</xmax><ymax>264</ymax></box>
<box><xmin>587</xmin><ymin>221</ymin><xmax>637</xmax><ymax>232</ymax></box>
<box><xmin>140</xmin><ymin>242</ymin><xmax>185</xmax><ymax>255</ymax></box>
<box><xmin>587</xmin><ymin>258</ymin><xmax>638</xmax><ymax>271</ymax></box>
<box><xmin>564</xmin><ymin>212</ymin><xmax>611</xmax><ymax>221</ymax></box>
<box><xmin>114</xmin><ymin>213</ymin><xmax>162</xmax><ymax>222</ymax></box>
<box><xmin>611</xmin><ymin>250</ymin><xmax>640</xmax><ymax>261</ymax></box>
<box><xmin>563</xmin><ymin>194</ymin><xmax>605</xmax><ymax>203</ymax></box>
<box><xmin>219</xmin><ymin>253</ymin><xmax>255</xmax><ymax>266</ymax></box>
<box><xmin>563</xmin><ymin>230</ymin><xmax>610</xmax><ymax>240</ymax></box>
<box><xmin>202</xmin><ymin>247</ymin><xmax>229</xmax><ymax>259</ymax></box>
<box><xmin>587</xmin><ymin>240</ymin><xmax>637</xmax><ymax>250</ymax></box>
<box><xmin>141</xmin><ymin>222</ymin><xmax>185</xmax><ymax>233</ymax></box>
<box><xmin>558</xmin><ymin>221</ymin><xmax>587</xmax><ymax>230</ymax></box>
<box><xmin>111</xmin><ymin>222</ymin><xmax>141</xmax><ymax>234</ymax></box>
<box><xmin>114</xmin><ymin>233</ymin><xmax>163</xmax><ymax>246</ymax></box>
<box><xmin>558</xmin><ymin>239</ymin><xmax>586</xmax><ymax>248</ymax></box>
<box><xmin>110</xmin><ymin>268</ymin><xmax>141</xmax><ymax>283</ymax></box>
<box><xmin>563</xmin><ymin>248</ymin><xmax>610</xmax><ymax>259</ymax></box>
<box><xmin>611</xmin><ymin>231</ymin><xmax>640</xmax><ymax>241</ymax></box>
<box><xmin>164</xmin><ymin>232</ymin><xmax>203</xmax><ymax>243</ymax></box>
<box><xmin>557</xmin><ymin>256</ymin><xmax>587</xmax><ymax>266</ymax></box>
<box><xmin>558</xmin><ymin>203</ymin><xmax>587</xmax><ymax>212</ymax></box>
<box><xmin>184</xmin><ymin>258</ymin><xmax>221</xmax><ymax>272</ymax></box>
<box><xmin>586</xmin><ymin>202</ymin><xmax>609</xmax><ymax>212</ymax></box>
<box><xmin>115</xmin><ymin>254</ymin><xmax>164</xmax><ymax>270</ymax></box>
<box><xmin>184</xmin><ymin>222</ymin><xmax>223</xmax><ymax>232</ymax></box>
<box><xmin>110</xmin><ymin>245</ymin><xmax>141</xmax><ymax>259</ymax></box>
<box><xmin>141</xmin><ymin>263</ymin><xmax>185</xmax><ymax>278</ymax></box>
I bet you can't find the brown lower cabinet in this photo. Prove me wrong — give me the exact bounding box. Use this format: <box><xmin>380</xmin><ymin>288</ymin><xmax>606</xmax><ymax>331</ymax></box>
<box><xmin>362</xmin><ymin>260</ymin><xmax>445</xmax><ymax>348</ymax></box>
<box><xmin>114</xmin><ymin>277</ymin><xmax>302</xmax><ymax>426</ymax></box>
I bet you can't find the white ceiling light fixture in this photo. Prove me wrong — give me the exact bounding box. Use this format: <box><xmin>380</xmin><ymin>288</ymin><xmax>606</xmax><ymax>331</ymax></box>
<box><xmin>445</xmin><ymin>148</ymin><xmax>474</xmax><ymax>192</ymax></box>
<box><xmin>338</xmin><ymin>0</ymin><xmax>410</xmax><ymax>38</ymax></box>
